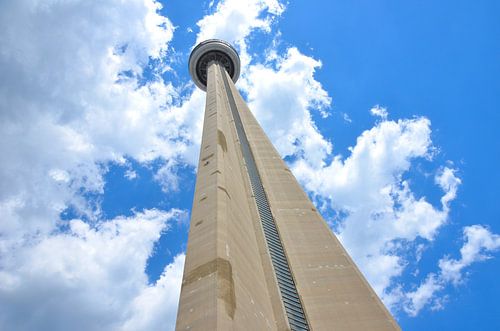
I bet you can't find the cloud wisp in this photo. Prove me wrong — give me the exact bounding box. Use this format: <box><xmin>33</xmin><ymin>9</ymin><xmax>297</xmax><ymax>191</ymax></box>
<box><xmin>403</xmin><ymin>225</ymin><xmax>500</xmax><ymax>316</ymax></box>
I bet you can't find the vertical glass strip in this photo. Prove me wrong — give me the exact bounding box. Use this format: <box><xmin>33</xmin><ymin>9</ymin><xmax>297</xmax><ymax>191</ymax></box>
<box><xmin>219</xmin><ymin>65</ymin><xmax>310</xmax><ymax>331</ymax></box>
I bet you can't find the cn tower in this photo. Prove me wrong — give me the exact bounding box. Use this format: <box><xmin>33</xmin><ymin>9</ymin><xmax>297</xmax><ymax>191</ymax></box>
<box><xmin>175</xmin><ymin>39</ymin><xmax>400</xmax><ymax>331</ymax></box>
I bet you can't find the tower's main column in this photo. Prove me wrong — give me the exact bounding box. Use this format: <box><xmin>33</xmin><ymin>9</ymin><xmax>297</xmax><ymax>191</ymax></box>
<box><xmin>176</xmin><ymin>41</ymin><xmax>286</xmax><ymax>331</ymax></box>
<box><xmin>176</xmin><ymin>40</ymin><xmax>400</xmax><ymax>331</ymax></box>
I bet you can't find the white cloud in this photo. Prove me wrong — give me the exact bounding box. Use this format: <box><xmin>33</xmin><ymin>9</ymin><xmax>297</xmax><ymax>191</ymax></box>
<box><xmin>163</xmin><ymin>89</ymin><xmax>206</xmax><ymax>169</ymax></box>
<box><xmin>402</xmin><ymin>225</ymin><xmax>500</xmax><ymax>316</ymax></box>
<box><xmin>125</xmin><ymin>169</ymin><xmax>138</xmax><ymax>180</ymax></box>
<box><xmin>436</xmin><ymin>166</ymin><xmax>461</xmax><ymax>211</ymax></box>
<box><xmin>292</xmin><ymin>112</ymin><xmax>461</xmax><ymax>304</ymax></box>
<box><xmin>370</xmin><ymin>105</ymin><xmax>389</xmax><ymax>119</ymax></box>
<box><xmin>439</xmin><ymin>225</ymin><xmax>500</xmax><ymax>285</ymax></box>
<box><xmin>290</xmin><ymin>109</ymin><xmax>498</xmax><ymax>316</ymax></box>
<box><xmin>195</xmin><ymin>0</ymin><xmax>284</xmax><ymax>68</ymax></box>
<box><xmin>0</xmin><ymin>0</ymin><xmax>191</xmax><ymax>244</ymax></box>
<box><xmin>242</xmin><ymin>47</ymin><xmax>332</xmax><ymax>165</ymax></box>
<box><xmin>342</xmin><ymin>112</ymin><xmax>352</xmax><ymax>123</ymax></box>
<box><xmin>403</xmin><ymin>274</ymin><xmax>443</xmax><ymax>317</ymax></box>
<box><xmin>0</xmin><ymin>1</ymin><xmax>190</xmax><ymax>330</ymax></box>
<box><xmin>121</xmin><ymin>254</ymin><xmax>185</xmax><ymax>331</ymax></box>
<box><xmin>196</xmin><ymin>0</ymin><xmax>284</xmax><ymax>45</ymax></box>
<box><xmin>0</xmin><ymin>209</ymin><xmax>186</xmax><ymax>331</ymax></box>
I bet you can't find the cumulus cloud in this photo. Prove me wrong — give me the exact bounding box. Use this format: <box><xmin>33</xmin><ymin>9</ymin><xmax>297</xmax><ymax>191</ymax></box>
<box><xmin>402</xmin><ymin>274</ymin><xmax>444</xmax><ymax>316</ymax></box>
<box><xmin>439</xmin><ymin>225</ymin><xmax>500</xmax><ymax>285</ymax></box>
<box><xmin>0</xmin><ymin>0</ymin><xmax>190</xmax><ymax>330</ymax></box>
<box><xmin>289</xmin><ymin>104</ymin><xmax>499</xmax><ymax>316</ymax></box>
<box><xmin>196</xmin><ymin>0</ymin><xmax>284</xmax><ymax>67</ymax></box>
<box><xmin>436</xmin><ymin>166</ymin><xmax>461</xmax><ymax>212</ymax></box>
<box><xmin>291</xmin><ymin>111</ymin><xmax>463</xmax><ymax>308</ymax></box>
<box><xmin>242</xmin><ymin>47</ymin><xmax>332</xmax><ymax>165</ymax></box>
<box><xmin>122</xmin><ymin>253</ymin><xmax>185</xmax><ymax>331</ymax></box>
<box><xmin>196</xmin><ymin>0</ymin><xmax>283</xmax><ymax>44</ymax></box>
<box><xmin>0</xmin><ymin>0</ymin><xmax>189</xmax><ymax>244</ymax></box>
<box><xmin>370</xmin><ymin>105</ymin><xmax>389</xmax><ymax>119</ymax></box>
<box><xmin>0</xmin><ymin>209</ymin><xmax>186</xmax><ymax>331</ymax></box>
<box><xmin>124</xmin><ymin>169</ymin><xmax>138</xmax><ymax>180</ymax></box>
<box><xmin>402</xmin><ymin>225</ymin><xmax>500</xmax><ymax>316</ymax></box>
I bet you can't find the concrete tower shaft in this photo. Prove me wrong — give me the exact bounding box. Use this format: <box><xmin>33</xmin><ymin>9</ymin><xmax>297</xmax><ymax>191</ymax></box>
<box><xmin>176</xmin><ymin>40</ymin><xmax>400</xmax><ymax>331</ymax></box>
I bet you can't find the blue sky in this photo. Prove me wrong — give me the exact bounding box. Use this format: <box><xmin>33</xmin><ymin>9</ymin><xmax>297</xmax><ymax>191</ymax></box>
<box><xmin>0</xmin><ymin>0</ymin><xmax>499</xmax><ymax>330</ymax></box>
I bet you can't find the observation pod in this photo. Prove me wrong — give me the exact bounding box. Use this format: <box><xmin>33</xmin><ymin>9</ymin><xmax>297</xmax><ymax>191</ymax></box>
<box><xmin>188</xmin><ymin>39</ymin><xmax>240</xmax><ymax>91</ymax></box>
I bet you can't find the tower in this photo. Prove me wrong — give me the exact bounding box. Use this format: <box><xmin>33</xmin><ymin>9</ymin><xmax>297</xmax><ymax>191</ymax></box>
<box><xmin>175</xmin><ymin>40</ymin><xmax>400</xmax><ymax>331</ymax></box>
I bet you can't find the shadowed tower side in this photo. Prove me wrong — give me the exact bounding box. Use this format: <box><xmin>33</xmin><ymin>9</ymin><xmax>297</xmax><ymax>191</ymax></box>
<box><xmin>175</xmin><ymin>39</ymin><xmax>400</xmax><ymax>331</ymax></box>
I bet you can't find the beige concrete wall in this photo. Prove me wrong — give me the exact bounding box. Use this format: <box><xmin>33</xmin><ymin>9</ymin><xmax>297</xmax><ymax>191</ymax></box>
<box><xmin>224</xmin><ymin>69</ymin><xmax>400</xmax><ymax>331</ymax></box>
<box><xmin>176</xmin><ymin>63</ymin><xmax>284</xmax><ymax>331</ymax></box>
